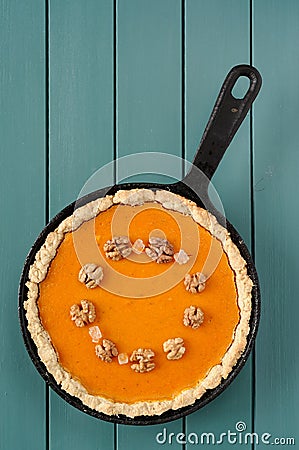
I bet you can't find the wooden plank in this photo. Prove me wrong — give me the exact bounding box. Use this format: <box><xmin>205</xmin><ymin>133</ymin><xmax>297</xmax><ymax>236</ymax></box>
<box><xmin>116</xmin><ymin>0</ymin><xmax>183</xmax><ymax>448</ymax></box>
<box><xmin>254</xmin><ymin>1</ymin><xmax>299</xmax><ymax>446</ymax></box>
<box><xmin>0</xmin><ymin>1</ymin><xmax>46</xmax><ymax>449</ymax></box>
<box><xmin>49</xmin><ymin>0</ymin><xmax>114</xmax><ymax>214</ymax></box>
<box><xmin>185</xmin><ymin>0</ymin><xmax>253</xmax><ymax>445</ymax></box>
<box><xmin>49</xmin><ymin>1</ymin><xmax>114</xmax><ymax>448</ymax></box>
<box><xmin>116</xmin><ymin>0</ymin><xmax>182</xmax><ymax>184</ymax></box>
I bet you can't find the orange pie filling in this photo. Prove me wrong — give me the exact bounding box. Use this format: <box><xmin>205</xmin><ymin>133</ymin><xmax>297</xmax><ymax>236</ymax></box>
<box><xmin>37</xmin><ymin>202</ymin><xmax>240</xmax><ymax>404</ymax></box>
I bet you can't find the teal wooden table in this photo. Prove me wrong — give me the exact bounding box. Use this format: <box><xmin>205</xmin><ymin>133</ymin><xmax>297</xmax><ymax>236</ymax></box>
<box><xmin>1</xmin><ymin>1</ymin><xmax>298</xmax><ymax>449</ymax></box>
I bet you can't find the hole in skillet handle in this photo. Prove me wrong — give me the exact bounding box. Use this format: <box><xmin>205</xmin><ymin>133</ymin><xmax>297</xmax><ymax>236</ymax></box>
<box><xmin>181</xmin><ymin>64</ymin><xmax>262</xmax><ymax>205</ymax></box>
<box><xmin>231</xmin><ymin>76</ymin><xmax>250</xmax><ymax>100</ymax></box>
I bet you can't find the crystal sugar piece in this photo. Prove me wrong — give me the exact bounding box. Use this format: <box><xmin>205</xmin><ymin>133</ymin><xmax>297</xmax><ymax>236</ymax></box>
<box><xmin>174</xmin><ymin>249</ymin><xmax>189</xmax><ymax>265</ymax></box>
<box><xmin>132</xmin><ymin>238</ymin><xmax>145</xmax><ymax>254</ymax></box>
<box><xmin>88</xmin><ymin>325</ymin><xmax>102</xmax><ymax>343</ymax></box>
<box><xmin>118</xmin><ymin>353</ymin><xmax>129</xmax><ymax>365</ymax></box>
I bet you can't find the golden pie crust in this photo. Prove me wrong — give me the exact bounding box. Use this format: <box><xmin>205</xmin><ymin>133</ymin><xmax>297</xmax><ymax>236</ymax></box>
<box><xmin>24</xmin><ymin>189</ymin><xmax>252</xmax><ymax>418</ymax></box>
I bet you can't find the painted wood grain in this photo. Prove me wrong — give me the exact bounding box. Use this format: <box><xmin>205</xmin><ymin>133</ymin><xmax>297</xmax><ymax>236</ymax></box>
<box><xmin>116</xmin><ymin>1</ymin><xmax>183</xmax><ymax>449</ymax></box>
<box><xmin>254</xmin><ymin>1</ymin><xmax>299</xmax><ymax>447</ymax></box>
<box><xmin>48</xmin><ymin>1</ymin><xmax>114</xmax><ymax>449</ymax></box>
<box><xmin>185</xmin><ymin>1</ymin><xmax>253</xmax><ymax>446</ymax></box>
<box><xmin>0</xmin><ymin>1</ymin><xmax>46</xmax><ymax>449</ymax></box>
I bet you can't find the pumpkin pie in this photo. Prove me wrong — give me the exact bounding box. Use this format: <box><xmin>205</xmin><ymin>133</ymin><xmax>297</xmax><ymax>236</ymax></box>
<box><xmin>24</xmin><ymin>189</ymin><xmax>252</xmax><ymax>418</ymax></box>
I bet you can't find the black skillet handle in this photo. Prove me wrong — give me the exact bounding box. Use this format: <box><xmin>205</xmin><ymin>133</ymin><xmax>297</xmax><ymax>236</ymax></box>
<box><xmin>183</xmin><ymin>64</ymin><xmax>262</xmax><ymax>189</ymax></box>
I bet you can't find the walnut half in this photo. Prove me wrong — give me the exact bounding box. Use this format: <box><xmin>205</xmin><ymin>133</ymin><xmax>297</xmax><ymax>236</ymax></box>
<box><xmin>183</xmin><ymin>305</ymin><xmax>204</xmax><ymax>329</ymax></box>
<box><xmin>78</xmin><ymin>263</ymin><xmax>103</xmax><ymax>289</ymax></box>
<box><xmin>95</xmin><ymin>339</ymin><xmax>118</xmax><ymax>363</ymax></box>
<box><xmin>130</xmin><ymin>348</ymin><xmax>155</xmax><ymax>373</ymax></box>
<box><xmin>184</xmin><ymin>272</ymin><xmax>206</xmax><ymax>294</ymax></box>
<box><xmin>103</xmin><ymin>236</ymin><xmax>132</xmax><ymax>260</ymax></box>
<box><xmin>163</xmin><ymin>337</ymin><xmax>185</xmax><ymax>360</ymax></box>
<box><xmin>145</xmin><ymin>236</ymin><xmax>174</xmax><ymax>264</ymax></box>
<box><xmin>70</xmin><ymin>300</ymin><xmax>96</xmax><ymax>327</ymax></box>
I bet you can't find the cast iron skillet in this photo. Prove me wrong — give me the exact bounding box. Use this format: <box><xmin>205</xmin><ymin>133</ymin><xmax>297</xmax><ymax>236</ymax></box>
<box><xmin>19</xmin><ymin>64</ymin><xmax>262</xmax><ymax>425</ymax></box>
